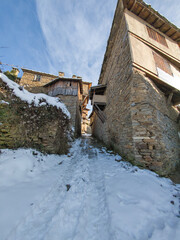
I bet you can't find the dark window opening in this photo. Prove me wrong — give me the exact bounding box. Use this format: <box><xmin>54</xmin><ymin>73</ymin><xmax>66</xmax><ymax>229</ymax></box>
<box><xmin>98</xmin><ymin>104</ymin><xmax>106</xmax><ymax>111</ymax></box>
<box><xmin>34</xmin><ymin>74</ymin><xmax>41</xmax><ymax>81</ymax></box>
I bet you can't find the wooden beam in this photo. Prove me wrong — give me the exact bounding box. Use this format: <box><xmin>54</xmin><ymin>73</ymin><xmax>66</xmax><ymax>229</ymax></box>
<box><xmin>173</xmin><ymin>36</ymin><xmax>180</xmax><ymax>41</ymax></box>
<box><xmin>123</xmin><ymin>0</ymin><xmax>129</xmax><ymax>8</ymax></box>
<box><xmin>137</xmin><ymin>6</ymin><xmax>144</xmax><ymax>16</ymax></box>
<box><xmin>169</xmin><ymin>31</ymin><xmax>177</xmax><ymax>38</ymax></box>
<box><xmin>167</xmin><ymin>92</ymin><xmax>173</xmax><ymax>104</ymax></box>
<box><xmin>151</xmin><ymin>18</ymin><xmax>158</xmax><ymax>26</ymax></box>
<box><xmin>163</xmin><ymin>27</ymin><xmax>172</xmax><ymax>34</ymax></box>
<box><xmin>94</xmin><ymin>104</ymin><xmax>106</xmax><ymax>123</ymax></box>
<box><xmin>130</xmin><ymin>0</ymin><xmax>136</xmax><ymax>11</ymax></box>
<box><xmin>145</xmin><ymin>12</ymin><xmax>152</xmax><ymax>21</ymax></box>
<box><xmin>158</xmin><ymin>23</ymin><xmax>165</xmax><ymax>30</ymax></box>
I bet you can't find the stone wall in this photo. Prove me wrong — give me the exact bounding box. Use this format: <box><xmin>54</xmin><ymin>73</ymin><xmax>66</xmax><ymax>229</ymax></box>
<box><xmin>57</xmin><ymin>94</ymin><xmax>81</xmax><ymax>136</ymax></box>
<box><xmin>130</xmin><ymin>71</ymin><xmax>180</xmax><ymax>174</ymax></box>
<box><xmin>0</xmin><ymin>78</ymin><xmax>72</xmax><ymax>154</ymax></box>
<box><xmin>91</xmin><ymin>0</ymin><xmax>180</xmax><ymax>175</ymax></box>
<box><xmin>92</xmin><ymin>4</ymin><xmax>134</xmax><ymax>160</ymax></box>
<box><xmin>20</xmin><ymin>71</ymin><xmax>56</xmax><ymax>93</ymax></box>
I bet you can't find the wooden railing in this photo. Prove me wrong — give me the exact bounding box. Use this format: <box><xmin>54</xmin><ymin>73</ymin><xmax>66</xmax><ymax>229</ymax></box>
<box><xmin>92</xmin><ymin>94</ymin><xmax>106</xmax><ymax>105</ymax></box>
<box><xmin>94</xmin><ymin>103</ymin><xmax>106</xmax><ymax>123</ymax></box>
<box><xmin>48</xmin><ymin>87</ymin><xmax>78</xmax><ymax>96</ymax></box>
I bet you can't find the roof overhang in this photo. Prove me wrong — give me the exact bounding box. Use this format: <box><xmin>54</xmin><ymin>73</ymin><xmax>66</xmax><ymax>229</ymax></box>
<box><xmin>123</xmin><ymin>0</ymin><xmax>180</xmax><ymax>45</ymax></box>
<box><xmin>89</xmin><ymin>84</ymin><xmax>107</xmax><ymax>100</ymax></box>
<box><xmin>145</xmin><ymin>72</ymin><xmax>180</xmax><ymax>105</ymax></box>
<box><xmin>21</xmin><ymin>68</ymin><xmax>58</xmax><ymax>78</ymax></box>
<box><xmin>99</xmin><ymin>0</ymin><xmax>180</xmax><ymax>85</ymax></box>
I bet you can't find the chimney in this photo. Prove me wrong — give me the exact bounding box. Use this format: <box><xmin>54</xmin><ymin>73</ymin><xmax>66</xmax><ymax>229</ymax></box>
<box><xmin>12</xmin><ymin>67</ymin><xmax>20</xmax><ymax>77</ymax></box>
<box><xmin>59</xmin><ymin>72</ymin><xmax>64</xmax><ymax>77</ymax></box>
<box><xmin>72</xmin><ymin>75</ymin><xmax>77</xmax><ymax>78</ymax></box>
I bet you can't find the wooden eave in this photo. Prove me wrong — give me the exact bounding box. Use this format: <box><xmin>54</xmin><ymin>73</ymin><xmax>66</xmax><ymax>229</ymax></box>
<box><xmin>124</xmin><ymin>0</ymin><xmax>180</xmax><ymax>45</ymax></box>
<box><xmin>99</xmin><ymin>0</ymin><xmax>180</xmax><ymax>85</ymax></box>
<box><xmin>89</xmin><ymin>84</ymin><xmax>107</xmax><ymax>100</ymax></box>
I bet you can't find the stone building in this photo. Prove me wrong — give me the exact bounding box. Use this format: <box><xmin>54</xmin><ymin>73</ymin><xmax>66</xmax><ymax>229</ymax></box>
<box><xmin>20</xmin><ymin>69</ymin><xmax>91</xmax><ymax>136</ymax></box>
<box><xmin>82</xmin><ymin>108</ymin><xmax>91</xmax><ymax>134</ymax></box>
<box><xmin>20</xmin><ymin>68</ymin><xmax>58</xmax><ymax>93</ymax></box>
<box><xmin>90</xmin><ymin>0</ymin><xmax>180</xmax><ymax>175</ymax></box>
<box><xmin>81</xmin><ymin>82</ymin><xmax>92</xmax><ymax>134</ymax></box>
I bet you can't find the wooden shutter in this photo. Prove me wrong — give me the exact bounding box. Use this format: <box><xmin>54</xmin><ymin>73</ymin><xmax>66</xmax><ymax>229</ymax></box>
<box><xmin>147</xmin><ymin>26</ymin><xmax>168</xmax><ymax>47</ymax></box>
<box><xmin>153</xmin><ymin>51</ymin><xmax>172</xmax><ymax>75</ymax></box>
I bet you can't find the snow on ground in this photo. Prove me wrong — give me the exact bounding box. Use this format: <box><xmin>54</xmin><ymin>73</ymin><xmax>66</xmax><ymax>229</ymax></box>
<box><xmin>0</xmin><ymin>137</ymin><xmax>180</xmax><ymax>240</ymax></box>
<box><xmin>0</xmin><ymin>73</ymin><xmax>70</xmax><ymax>118</ymax></box>
<box><xmin>0</xmin><ymin>100</ymin><xmax>9</xmax><ymax>105</ymax></box>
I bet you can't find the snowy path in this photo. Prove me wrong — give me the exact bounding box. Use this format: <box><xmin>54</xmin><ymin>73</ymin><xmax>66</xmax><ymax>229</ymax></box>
<box><xmin>7</xmin><ymin>138</ymin><xmax>112</xmax><ymax>240</ymax></box>
<box><xmin>1</xmin><ymin>136</ymin><xmax>180</xmax><ymax>240</ymax></box>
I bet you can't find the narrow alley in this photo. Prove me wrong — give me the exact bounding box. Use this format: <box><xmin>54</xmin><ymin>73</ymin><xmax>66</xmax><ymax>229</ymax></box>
<box><xmin>0</xmin><ymin>136</ymin><xmax>180</xmax><ymax>240</ymax></box>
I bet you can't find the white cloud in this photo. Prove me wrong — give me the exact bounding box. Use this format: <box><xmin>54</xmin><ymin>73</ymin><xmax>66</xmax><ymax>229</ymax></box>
<box><xmin>36</xmin><ymin>0</ymin><xmax>179</xmax><ymax>85</ymax></box>
<box><xmin>145</xmin><ymin>0</ymin><xmax>180</xmax><ymax>27</ymax></box>
<box><xmin>35</xmin><ymin>0</ymin><xmax>117</xmax><ymax>85</ymax></box>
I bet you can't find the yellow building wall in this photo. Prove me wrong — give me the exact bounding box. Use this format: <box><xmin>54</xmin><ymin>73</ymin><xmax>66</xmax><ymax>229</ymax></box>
<box><xmin>82</xmin><ymin>83</ymin><xmax>90</xmax><ymax>95</ymax></box>
<box><xmin>124</xmin><ymin>9</ymin><xmax>180</xmax><ymax>61</ymax></box>
<box><xmin>125</xmin><ymin>9</ymin><xmax>180</xmax><ymax>90</ymax></box>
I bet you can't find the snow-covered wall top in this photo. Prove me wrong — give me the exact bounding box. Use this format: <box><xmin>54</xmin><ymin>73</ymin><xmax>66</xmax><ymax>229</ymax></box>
<box><xmin>0</xmin><ymin>73</ymin><xmax>70</xmax><ymax>119</ymax></box>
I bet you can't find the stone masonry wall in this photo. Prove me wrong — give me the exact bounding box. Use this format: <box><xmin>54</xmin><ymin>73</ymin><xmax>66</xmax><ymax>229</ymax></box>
<box><xmin>0</xmin><ymin>78</ymin><xmax>71</xmax><ymax>154</ymax></box>
<box><xmin>92</xmin><ymin>4</ymin><xmax>134</xmax><ymax>160</ymax></box>
<box><xmin>57</xmin><ymin>94</ymin><xmax>79</xmax><ymax>135</ymax></box>
<box><xmin>92</xmin><ymin>0</ymin><xmax>180</xmax><ymax>175</ymax></box>
<box><xmin>20</xmin><ymin>72</ymin><xmax>56</xmax><ymax>93</ymax></box>
<box><xmin>130</xmin><ymin>70</ymin><xmax>180</xmax><ymax>174</ymax></box>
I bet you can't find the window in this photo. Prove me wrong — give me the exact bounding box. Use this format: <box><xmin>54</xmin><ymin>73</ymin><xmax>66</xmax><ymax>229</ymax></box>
<box><xmin>147</xmin><ymin>26</ymin><xmax>168</xmax><ymax>47</ymax></box>
<box><xmin>33</xmin><ymin>74</ymin><xmax>41</xmax><ymax>81</ymax></box>
<box><xmin>153</xmin><ymin>51</ymin><xmax>173</xmax><ymax>75</ymax></box>
<box><xmin>66</xmin><ymin>82</ymin><xmax>72</xmax><ymax>87</ymax></box>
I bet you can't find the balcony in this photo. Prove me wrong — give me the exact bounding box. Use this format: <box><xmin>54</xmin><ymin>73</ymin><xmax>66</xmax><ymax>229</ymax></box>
<box><xmin>48</xmin><ymin>87</ymin><xmax>78</xmax><ymax>97</ymax></box>
<box><xmin>92</xmin><ymin>94</ymin><xmax>106</xmax><ymax>105</ymax></box>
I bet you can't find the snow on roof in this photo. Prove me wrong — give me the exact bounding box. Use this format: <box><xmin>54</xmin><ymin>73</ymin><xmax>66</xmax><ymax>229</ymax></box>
<box><xmin>0</xmin><ymin>73</ymin><xmax>71</xmax><ymax>119</ymax></box>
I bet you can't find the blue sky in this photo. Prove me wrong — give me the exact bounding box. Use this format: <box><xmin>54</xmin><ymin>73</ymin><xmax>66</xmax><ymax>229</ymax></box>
<box><xmin>0</xmin><ymin>0</ymin><xmax>179</xmax><ymax>84</ymax></box>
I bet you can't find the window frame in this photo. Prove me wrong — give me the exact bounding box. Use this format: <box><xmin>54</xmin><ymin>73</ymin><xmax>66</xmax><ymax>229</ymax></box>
<box><xmin>33</xmin><ymin>74</ymin><xmax>41</xmax><ymax>82</ymax></box>
<box><xmin>153</xmin><ymin>51</ymin><xmax>173</xmax><ymax>76</ymax></box>
<box><xmin>147</xmin><ymin>26</ymin><xmax>168</xmax><ymax>47</ymax></box>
